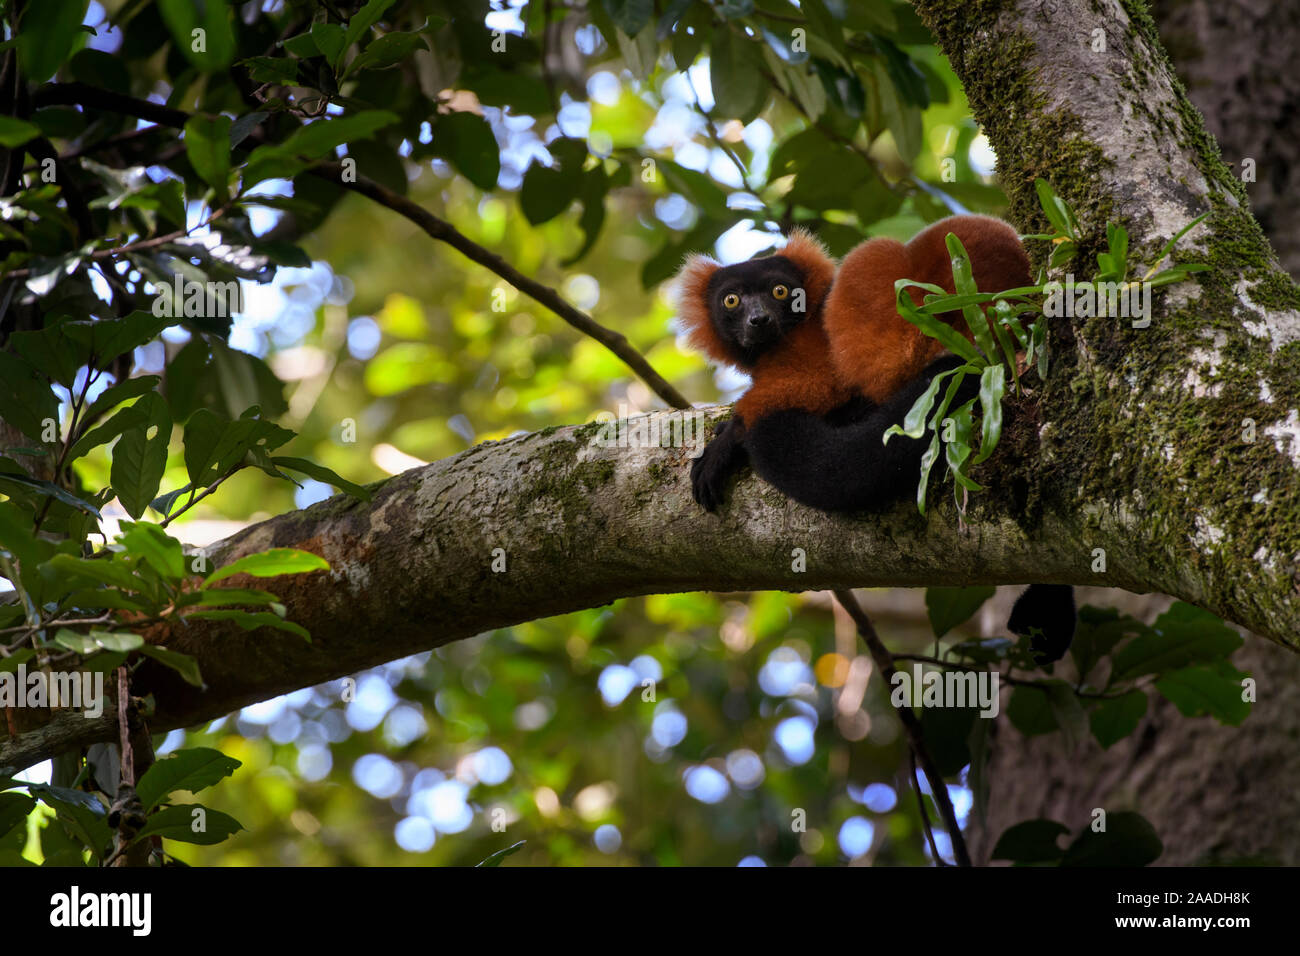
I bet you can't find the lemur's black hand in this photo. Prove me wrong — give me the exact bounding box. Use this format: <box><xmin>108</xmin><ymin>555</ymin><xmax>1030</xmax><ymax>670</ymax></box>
<box><xmin>691</xmin><ymin>418</ymin><xmax>748</xmax><ymax>512</ymax></box>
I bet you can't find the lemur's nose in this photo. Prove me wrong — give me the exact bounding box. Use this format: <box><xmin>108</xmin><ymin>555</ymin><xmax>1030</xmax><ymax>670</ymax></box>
<box><xmin>745</xmin><ymin>310</ymin><xmax>767</xmax><ymax>328</ymax></box>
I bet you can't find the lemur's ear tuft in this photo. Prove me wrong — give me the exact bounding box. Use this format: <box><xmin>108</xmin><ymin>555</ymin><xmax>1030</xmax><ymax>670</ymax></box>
<box><xmin>674</xmin><ymin>252</ymin><xmax>734</xmax><ymax>366</ymax></box>
<box><xmin>778</xmin><ymin>228</ymin><xmax>836</xmax><ymax>315</ymax></box>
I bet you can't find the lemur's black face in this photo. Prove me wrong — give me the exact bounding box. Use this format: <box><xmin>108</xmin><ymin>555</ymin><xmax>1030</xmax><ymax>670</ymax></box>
<box><xmin>706</xmin><ymin>256</ymin><xmax>807</xmax><ymax>365</ymax></box>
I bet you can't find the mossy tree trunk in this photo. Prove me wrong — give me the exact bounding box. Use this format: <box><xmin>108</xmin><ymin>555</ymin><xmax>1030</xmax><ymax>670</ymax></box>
<box><xmin>913</xmin><ymin>0</ymin><xmax>1300</xmax><ymax>864</ymax></box>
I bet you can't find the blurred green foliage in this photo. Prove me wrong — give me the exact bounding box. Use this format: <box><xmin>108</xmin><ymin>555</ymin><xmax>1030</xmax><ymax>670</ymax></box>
<box><xmin>0</xmin><ymin>0</ymin><xmax>1245</xmax><ymax>867</ymax></box>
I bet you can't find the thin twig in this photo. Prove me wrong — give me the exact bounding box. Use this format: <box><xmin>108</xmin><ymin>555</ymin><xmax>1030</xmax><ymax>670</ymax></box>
<box><xmin>28</xmin><ymin>82</ymin><xmax>692</xmax><ymax>410</ymax></box>
<box><xmin>832</xmin><ymin>588</ymin><xmax>972</xmax><ymax>867</ymax></box>
<box><xmin>308</xmin><ymin>162</ymin><xmax>692</xmax><ymax>409</ymax></box>
<box><xmin>683</xmin><ymin>71</ymin><xmax>752</xmax><ymax>193</ymax></box>
<box><xmin>909</xmin><ymin>752</ymin><xmax>947</xmax><ymax>865</ymax></box>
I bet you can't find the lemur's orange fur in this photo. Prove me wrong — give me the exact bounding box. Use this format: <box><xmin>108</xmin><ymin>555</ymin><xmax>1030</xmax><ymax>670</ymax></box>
<box><xmin>823</xmin><ymin>215</ymin><xmax>1032</xmax><ymax>403</ymax></box>
<box><xmin>675</xmin><ymin>228</ymin><xmax>849</xmax><ymax>421</ymax></box>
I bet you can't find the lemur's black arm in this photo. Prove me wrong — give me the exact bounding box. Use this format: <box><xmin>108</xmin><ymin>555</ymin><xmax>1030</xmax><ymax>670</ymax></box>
<box><xmin>691</xmin><ymin>417</ymin><xmax>749</xmax><ymax>512</ymax></box>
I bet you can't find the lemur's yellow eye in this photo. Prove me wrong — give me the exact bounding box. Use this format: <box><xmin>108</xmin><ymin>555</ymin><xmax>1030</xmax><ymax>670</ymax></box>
<box><xmin>772</xmin><ymin>284</ymin><xmax>789</xmax><ymax>300</ymax></box>
<box><xmin>723</xmin><ymin>293</ymin><xmax>740</xmax><ymax>309</ymax></box>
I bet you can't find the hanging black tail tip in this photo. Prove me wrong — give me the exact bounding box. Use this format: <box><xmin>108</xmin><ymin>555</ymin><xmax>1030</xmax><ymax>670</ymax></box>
<box><xmin>1008</xmin><ymin>584</ymin><xmax>1077</xmax><ymax>666</ymax></box>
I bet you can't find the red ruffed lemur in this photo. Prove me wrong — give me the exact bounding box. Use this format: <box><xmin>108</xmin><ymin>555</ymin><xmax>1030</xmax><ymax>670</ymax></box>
<box><xmin>674</xmin><ymin>215</ymin><xmax>1075</xmax><ymax>663</ymax></box>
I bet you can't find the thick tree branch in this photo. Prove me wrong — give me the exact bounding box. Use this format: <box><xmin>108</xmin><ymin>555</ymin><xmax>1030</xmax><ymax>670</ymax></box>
<box><xmin>2</xmin><ymin>398</ymin><xmax>1284</xmax><ymax>773</ymax></box>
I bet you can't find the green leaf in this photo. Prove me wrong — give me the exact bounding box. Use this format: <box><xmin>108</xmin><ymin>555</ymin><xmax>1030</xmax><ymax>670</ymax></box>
<box><xmin>971</xmin><ymin>363</ymin><xmax>1005</xmax><ymax>465</ymax></box>
<box><xmin>603</xmin><ymin>0</ymin><xmax>653</xmax><ymax>36</ymax></box>
<box><xmin>0</xmin><ymin>474</ymin><xmax>101</xmax><ymax>519</ymax></box>
<box><xmin>46</xmin><ymin>553</ymin><xmax>141</xmax><ymax>593</ymax></box>
<box><xmin>925</xmin><ymin>586</ymin><xmax>995</xmax><ymax>639</ymax></box>
<box><xmin>990</xmin><ymin>300</ymin><xmax>1022</xmax><ymax>394</ymax></box>
<box><xmin>1148</xmin><ymin>212</ymin><xmax>1209</xmax><ymax>274</ymax></box>
<box><xmin>52</xmin><ymin>628</ymin><xmax>142</xmax><ymax>654</ymax></box>
<box><xmin>26</xmin><ymin>784</ymin><xmax>111</xmax><ymax>861</ymax></box>
<box><xmin>61</xmin><ymin>311</ymin><xmax>171</xmax><ymax>371</ymax></box>
<box><xmin>271</xmin><ymin>456</ymin><xmax>372</xmax><ymax>501</ymax></box>
<box><xmin>204</xmin><ymin>547</ymin><xmax>329</xmax><ymax>585</ymax></box>
<box><xmin>182</xmin><ymin>408</ymin><xmax>294</xmax><ymax>489</ymax></box>
<box><xmin>0</xmin><ymin>649</ymin><xmax>36</xmax><ymax>674</ymax></box>
<box><xmin>184</xmin><ymin>114</ymin><xmax>233</xmax><ymax>198</ymax></box>
<box><xmin>63</xmin><ymin>588</ymin><xmax>148</xmax><ymax>612</ymax></box>
<box><xmin>893</xmin><ymin>281</ymin><xmax>983</xmax><ymax>363</ymax></box>
<box><xmin>1109</xmin><ymin>602</ymin><xmax>1242</xmax><ymax>683</ymax></box>
<box><xmin>475</xmin><ymin>840</ymin><xmax>526</xmax><ymax>867</ymax></box>
<box><xmin>0</xmin><ymin>502</ymin><xmax>40</xmax><ymax>572</ymax></box>
<box><xmin>150</xmin><ymin>484</ymin><xmax>192</xmax><ymax>520</ymax></box>
<box><xmin>991</xmin><ymin>819</ymin><xmax>1069</xmax><ymax>864</ymax></box>
<box><xmin>0</xmin><ymin>792</ymin><xmax>36</xmax><ymax>840</ymax></box>
<box><xmin>1034</xmin><ymin>178</ymin><xmax>1076</xmax><ymax>238</ymax></box>
<box><xmin>1155</xmin><ymin>664</ymin><xmax>1251</xmax><ymax>726</ymax></box>
<box><xmin>344</xmin><ymin>0</ymin><xmax>399</xmax><ymax>50</ymax></box>
<box><xmin>883</xmin><ymin>372</ymin><xmax>944</xmax><ymax>442</ymax></box>
<box><xmin>1090</xmin><ymin>690</ymin><xmax>1148</xmax><ymax>749</ymax></box>
<box><xmin>1006</xmin><ymin>685</ymin><xmax>1056</xmax><ymax>737</ymax></box>
<box><xmin>8</xmin><ymin>323</ymin><xmax>87</xmax><ymax>388</ymax></box>
<box><xmin>138</xmin><ymin>645</ymin><xmax>204</xmax><ymax>688</ymax></box>
<box><xmin>187</xmin><ymin>608</ymin><xmax>310</xmax><ymax>641</ymax></box>
<box><xmin>189</xmin><ymin>587</ymin><xmax>281</xmax><ymax>608</ymax></box>
<box><xmin>1101</xmin><ymin>222</ymin><xmax>1128</xmax><ymax>280</ymax></box>
<box><xmin>562</xmin><ymin>165</ymin><xmax>610</xmax><ymax>265</ymax></box>
<box><xmin>345</xmin><ymin>31</ymin><xmax>427</xmax><ymax>76</ymax></box>
<box><xmin>79</xmin><ymin>375</ymin><xmax>162</xmax><ymax>431</ymax></box>
<box><xmin>944</xmin><ymin>233</ymin><xmax>998</xmax><ymax>362</ymax></box>
<box><xmin>86</xmin><ymin>630</ymin><xmax>144</xmax><ymax>652</ymax></box>
<box><xmin>1061</xmin><ymin>812</ymin><xmax>1162</xmax><ymax>867</ymax></box>
<box><xmin>915</xmin><ymin>428</ymin><xmax>941</xmax><ymax>516</ymax></box>
<box><xmin>136</xmin><ymin>747</ymin><xmax>242</xmax><ymax>812</ymax></box>
<box><xmin>16</xmin><ymin>0</ymin><xmax>86</xmax><ymax>82</ymax></box>
<box><xmin>0</xmin><ymin>116</ymin><xmax>41</xmax><ymax>147</ymax></box>
<box><xmin>943</xmin><ymin>398</ymin><xmax>979</xmax><ymax>494</ymax></box>
<box><xmin>131</xmin><ymin>803</ymin><xmax>244</xmax><ymax>845</ymax></box>
<box><xmin>109</xmin><ymin>393</ymin><xmax>172</xmax><ymax>520</ymax></box>
<box><xmin>81</xmin><ymin>650</ymin><xmax>129</xmax><ymax>673</ymax></box>
<box><xmin>117</xmin><ymin>521</ymin><xmax>186</xmax><ymax>580</ymax></box>
<box><xmin>51</xmin><ymin>628</ymin><xmax>97</xmax><ymax>654</ymax></box>
<box><xmin>430</xmin><ymin>112</ymin><xmax>500</xmax><ymax>191</ymax></box>
<box><xmin>158</xmin><ymin>0</ymin><xmax>236</xmax><ymax>71</ymax></box>
<box><xmin>657</xmin><ymin>159</ymin><xmax>730</xmax><ymax>218</ymax></box>
<box><xmin>310</xmin><ymin>22</ymin><xmax>347</xmax><ymax>68</ymax></box>
<box><xmin>871</xmin><ymin>58</ymin><xmax>922</xmax><ymax>162</ymax></box>
<box><xmin>243</xmin><ymin>111</ymin><xmax>399</xmax><ymax>186</ymax></box>
<box><xmin>1031</xmin><ymin>315</ymin><xmax>1048</xmax><ymax>378</ymax></box>
<box><xmin>710</xmin><ymin>27</ymin><xmax>766</xmax><ymax>122</ymax></box>
<box><xmin>520</xmin><ymin>137</ymin><xmax>587</xmax><ymax>225</ymax></box>
<box><xmin>239</xmin><ymin>56</ymin><xmax>298</xmax><ymax>86</ymax></box>
<box><xmin>67</xmin><ymin>397</ymin><xmax>149</xmax><ymax>462</ymax></box>
<box><xmin>280</xmin><ymin>32</ymin><xmax>318</xmax><ymax>58</ymax></box>
<box><xmin>460</xmin><ymin>68</ymin><xmax>553</xmax><ymax>117</ymax></box>
<box><xmin>918</xmin><ymin>703</ymin><xmax>976</xmax><ymax>776</ymax></box>
<box><xmin>0</xmin><ymin>350</ymin><xmax>60</xmax><ymax>441</ymax></box>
